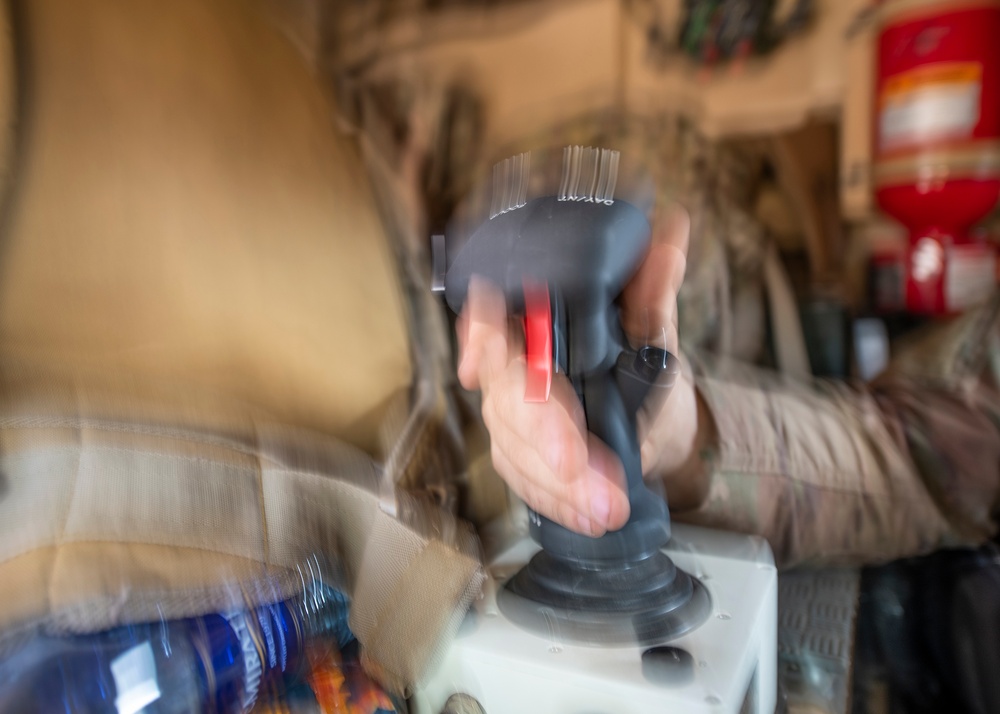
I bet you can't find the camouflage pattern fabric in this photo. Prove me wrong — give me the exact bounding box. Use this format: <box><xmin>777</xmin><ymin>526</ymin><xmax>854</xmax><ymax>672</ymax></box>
<box><xmin>328</xmin><ymin>3</ymin><xmax>1000</xmax><ymax>570</ymax></box>
<box><xmin>677</xmin><ymin>295</ymin><xmax>1000</xmax><ymax>568</ymax></box>
<box><xmin>427</xmin><ymin>109</ymin><xmax>999</xmax><ymax>570</ymax></box>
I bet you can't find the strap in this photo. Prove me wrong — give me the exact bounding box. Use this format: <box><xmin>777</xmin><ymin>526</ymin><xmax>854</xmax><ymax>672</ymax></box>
<box><xmin>355</xmin><ymin>518</ymin><xmax>484</xmax><ymax>695</ymax></box>
<box><xmin>0</xmin><ymin>408</ymin><xmax>485</xmax><ymax>695</ymax></box>
<box><xmin>763</xmin><ymin>243</ymin><xmax>812</xmax><ymax>378</ymax></box>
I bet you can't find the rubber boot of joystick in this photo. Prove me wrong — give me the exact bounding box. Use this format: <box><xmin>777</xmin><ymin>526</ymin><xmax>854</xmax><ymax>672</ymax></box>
<box><xmin>496</xmin><ymin>359</ymin><xmax>711</xmax><ymax>646</ymax></box>
<box><xmin>498</xmin><ymin>544</ymin><xmax>711</xmax><ymax>646</ymax></box>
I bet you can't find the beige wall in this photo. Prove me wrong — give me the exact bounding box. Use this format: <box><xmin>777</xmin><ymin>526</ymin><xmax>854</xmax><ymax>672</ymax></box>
<box><xmin>343</xmin><ymin>0</ymin><xmax>874</xmax><ymax>220</ymax></box>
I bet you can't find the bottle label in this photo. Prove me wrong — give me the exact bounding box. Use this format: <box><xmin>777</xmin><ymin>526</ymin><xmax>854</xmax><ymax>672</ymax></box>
<box><xmin>222</xmin><ymin>603</ymin><xmax>300</xmax><ymax>711</ymax></box>
<box><xmin>224</xmin><ymin>611</ymin><xmax>263</xmax><ymax>712</ymax></box>
<box><xmin>256</xmin><ymin>604</ymin><xmax>291</xmax><ymax>673</ymax></box>
<box><xmin>110</xmin><ymin>641</ymin><xmax>162</xmax><ymax>714</ymax></box>
<box><xmin>879</xmin><ymin>63</ymin><xmax>981</xmax><ymax>152</ymax></box>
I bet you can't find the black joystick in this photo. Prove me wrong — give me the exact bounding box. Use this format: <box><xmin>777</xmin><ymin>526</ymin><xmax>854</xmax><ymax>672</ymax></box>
<box><xmin>442</xmin><ymin>153</ymin><xmax>710</xmax><ymax>646</ymax></box>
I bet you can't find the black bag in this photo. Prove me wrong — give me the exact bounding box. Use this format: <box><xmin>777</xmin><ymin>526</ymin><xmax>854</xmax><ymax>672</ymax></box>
<box><xmin>857</xmin><ymin>543</ymin><xmax>1000</xmax><ymax>714</ymax></box>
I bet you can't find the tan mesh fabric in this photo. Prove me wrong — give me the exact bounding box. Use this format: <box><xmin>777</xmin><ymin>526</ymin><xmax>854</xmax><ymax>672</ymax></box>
<box><xmin>0</xmin><ymin>0</ymin><xmax>412</xmax><ymax>458</ymax></box>
<box><xmin>0</xmin><ymin>0</ymin><xmax>487</xmax><ymax>694</ymax></box>
<box><xmin>360</xmin><ymin>539</ymin><xmax>486</xmax><ymax>696</ymax></box>
<box><xmin>0</xmin><ymin>0</ymin><xmax>14</xmax><ymax>204</ymax></box>
<box><xmin>0</xmin><ymin>365</ymin><xmax>485</xmax><ymax>691</ymax></box>
<box><xmin>0</xmin><ymin>545</ymin><xmax>292</xmax><ymax>641</ymax></box>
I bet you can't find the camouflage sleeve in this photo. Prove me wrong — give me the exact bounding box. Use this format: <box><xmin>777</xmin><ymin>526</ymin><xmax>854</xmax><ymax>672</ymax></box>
<box><xmin>673</xmin><ymin>297</ymin><xmax>1000</xmax><ymax>569</ymax></box>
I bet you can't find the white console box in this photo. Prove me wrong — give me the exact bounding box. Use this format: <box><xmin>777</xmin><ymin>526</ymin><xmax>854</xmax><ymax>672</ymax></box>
<box><xmin>414</xmin><ymin>523</ymin><xmax>777</xmax><ymax>714</ymax></box>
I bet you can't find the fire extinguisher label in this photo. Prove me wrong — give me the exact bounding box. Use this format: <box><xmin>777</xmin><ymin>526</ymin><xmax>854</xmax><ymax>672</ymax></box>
<box><xmin>946</xmin><ymin>244</ymin><xmax>997</xmax><ymax>312</ymax></box>
<box><xmin>879</xmin><ymin>62</ymin><xmax>981</xmax><ymax>151</ymax></box>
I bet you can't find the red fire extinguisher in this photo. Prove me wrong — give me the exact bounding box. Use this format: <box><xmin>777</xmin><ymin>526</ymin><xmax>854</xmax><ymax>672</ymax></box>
<box><xmin>873</xmin><ymin>0</ymin><xmax>1000</xmax><ymax>315</ymax></box>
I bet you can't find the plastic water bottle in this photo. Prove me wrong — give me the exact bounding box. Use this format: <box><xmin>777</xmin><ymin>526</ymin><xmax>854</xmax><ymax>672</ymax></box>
<box><xmin>0</xmin><ymin>578</ymin><xmax>353</xmax><ymax>713</ymax></box>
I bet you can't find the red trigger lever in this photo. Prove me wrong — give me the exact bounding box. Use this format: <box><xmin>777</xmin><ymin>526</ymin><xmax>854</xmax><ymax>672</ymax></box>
<box><xmin>522</xmin><ymin>280</ymin><xmax>553</xmax><ymax>403</ymax></box>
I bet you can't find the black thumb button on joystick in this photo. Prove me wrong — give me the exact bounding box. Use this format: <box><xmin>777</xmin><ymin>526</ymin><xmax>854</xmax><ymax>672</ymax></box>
<box><xmin>615</xmin><ymin>345</ymin><xmax>679</xmax><ymax>417</ymax></box>
<box><xmin>641</xmin><ymin>646</ymin><xmax>695</xmax><ymax>687</ymax></box>
<box><xmin>635</xmin><ymin>345</ymin><xmax>669</xmax><ymax>382</ymax></box>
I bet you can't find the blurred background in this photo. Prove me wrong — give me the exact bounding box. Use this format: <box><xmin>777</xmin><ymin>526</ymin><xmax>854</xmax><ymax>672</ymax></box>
<box><xmin>0</xmin><ymin>1</ymin><xmax>997</xmax><ymax>713</ymax></box>
<box><xmin>272</xmin><ymin>2</ymin><xmax>1000</xmax><ymax>712</ymax></box>
<box><xmin>293</xmin><ymin>0</ymin><xmax>998</xmax><ymax>378</ymax></box>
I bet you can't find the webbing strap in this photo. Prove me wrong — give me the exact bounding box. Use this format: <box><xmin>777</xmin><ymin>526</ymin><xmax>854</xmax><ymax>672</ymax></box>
<box><xmin>0</xmin><ymin>415</ymin><xmax>484</xmax><ymax>694</ymax></box>
<box><xmin>355</xmin><ymin>516</ymin><xmax>485</xmax><ymax>694</ymax></box>
<box><xmin>763</xmin><ymin>244</ymin><xmax>812</xmax><ymax>379</ymax></box>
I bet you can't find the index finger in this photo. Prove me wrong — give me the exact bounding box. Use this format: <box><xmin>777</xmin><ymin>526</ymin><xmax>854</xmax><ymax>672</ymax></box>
<box><xmin>457</xmin><ymin>276</ymin><xmax>510</xmax><ymax>391</ymax></box>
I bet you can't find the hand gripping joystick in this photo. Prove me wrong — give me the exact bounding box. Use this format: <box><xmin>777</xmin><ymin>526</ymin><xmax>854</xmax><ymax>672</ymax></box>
<box><xmin>442</xmin><ymin>148</ymin><xmax>710</xmax><ymax>646</ymax></box>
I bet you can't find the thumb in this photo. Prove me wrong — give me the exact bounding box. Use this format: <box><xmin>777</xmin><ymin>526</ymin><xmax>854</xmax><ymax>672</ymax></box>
<box><xmin>620</xmin><ymin>205</ymin><xmax>690</xmax><ymax>353</ymax></box>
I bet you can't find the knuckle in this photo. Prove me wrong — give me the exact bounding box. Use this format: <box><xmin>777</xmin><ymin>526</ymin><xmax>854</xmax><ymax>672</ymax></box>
<box><xmin>489</xmin><ymin>440</ymin><xmax>516</xmax><ymax>484</ymax></box>
<box><xmin>519</xmin><ymin>483</ymin><xmax>545</xmax><ymax>518</ymax></box>
<box><xmin>544</xmin><ymin>438</ymin><xmax>565</xmax><ymax>480</ymax></box>
<box><xmin>571</xmin><ymin>490</ymin><xmax>596</xmax><ymax>525</ymax></box>
<box><xmin>555</xmin><ymin>502</ymin><xmax>577</xmax><ymax>531</ymax></box>
<box><xmin>481</xmin><ymin>396</ymin><xmax>498</xmax><ymax>432</ymax></box>
<box><xmin>552</xmin><ymin>436</ymin><xmax>583</xmax><ymax>483</ymax></box>
<box><xmin>489</xmin><ymin>439</ymin><xmax>504</xmax><ymax>468</ymax></box>
<box><xmin>482</xmin><ymin>386</ymin><xmax>514</xmax><ymax>435</ymax></box>
<box><xmin>558</xmin><ymin>502</ymin><xmax>595</xmax><ymax>537</ymax></box>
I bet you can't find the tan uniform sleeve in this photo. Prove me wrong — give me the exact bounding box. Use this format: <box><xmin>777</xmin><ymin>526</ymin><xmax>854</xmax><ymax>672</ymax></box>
<box><xmin>674</xmin><ymin>299</ymin><xmax>1000</xmax><ymax>569</ymax></box>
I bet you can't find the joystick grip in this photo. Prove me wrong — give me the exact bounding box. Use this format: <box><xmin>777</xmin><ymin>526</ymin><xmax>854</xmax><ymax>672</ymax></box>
<box><xmin>440</xmin><ymin>153</ymin><xmax>711</xmax><ymax>646</ymax></box>
<box><xmin>443</xmin><ymin>195</ymin><xmax>679</xmax><ymax>557</ymax></box>
<box><xmin>528</xmin><ymin>340</ymin><xmax>679</xmax><ymax>562</ymax></box>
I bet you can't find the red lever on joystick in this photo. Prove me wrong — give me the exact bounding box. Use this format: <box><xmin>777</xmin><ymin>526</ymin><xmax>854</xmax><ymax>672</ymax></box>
<box><xmin>523</xmin><ymin>280</ymin><xmax>552</xmax><ymax>403</ymax></box>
